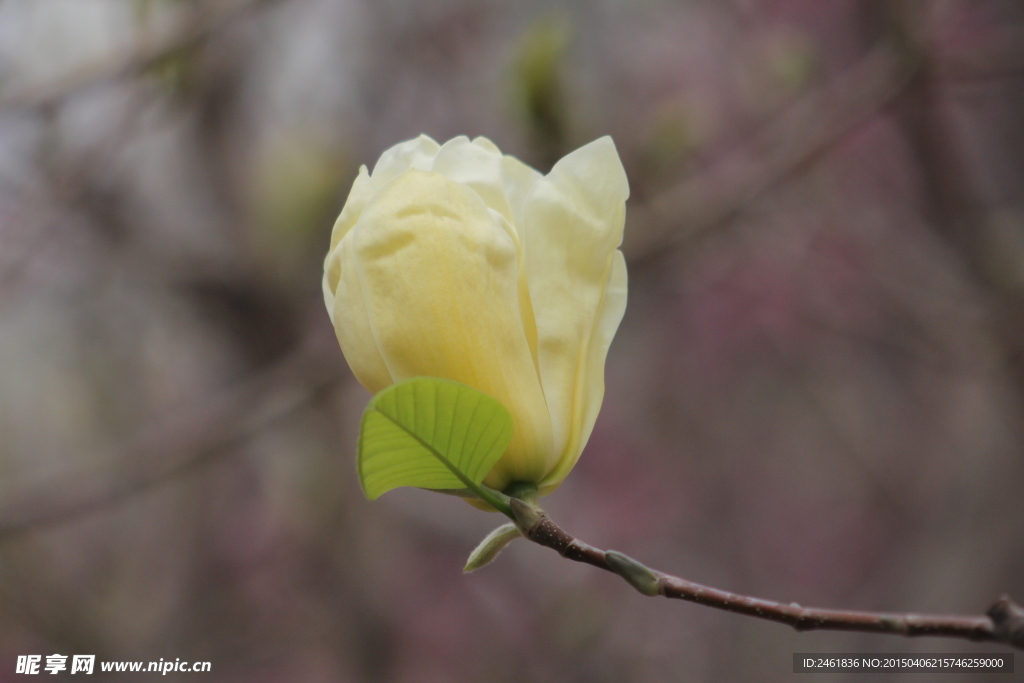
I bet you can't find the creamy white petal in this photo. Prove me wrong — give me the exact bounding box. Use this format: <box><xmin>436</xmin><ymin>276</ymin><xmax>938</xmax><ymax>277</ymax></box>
<box><xmin>500</xmin><ymin>153</ymin><xmax>543</xmax><ymax>234</ymax></box>
<box><xmin>540</xmin><ymin>249</ymin><xmax>627</xmax><ymax>492</ymax></box>
<box><xmin>498</xmin><ymin>150</ymin><xmax>545</xmax><ymax>369</ymax></box>
<box><xmin>520</xmin><ymin>136</ymin><xmax>629</xmax><ymax>478</ymax></box>
<box><xmin>352</xmin><ymin>169</ymin><xmax>554</xmax><ymax>491</ymax></box>
<box><xmin>324</xmin><ymin>166</ymin><xmax>377</xmax><ymax>323</ymax></box>
<box><xmin>430</xmin><ymin>136</ymin><xmax>543</xmax><ymax>365</ymax></box>
<box><xmin>329</xmin><ymin>166</ymin><xmax>376</xmax><ymax>253</ymax></box>
<box><xmin>370</xmin><ymin>134</ymin><xmax>441</xmax><ymax>186</ymax></box>
<box><xmin>331</xmin><ymin>229</ymin><xmax>394</xmax><ymax>394</ymax></box>
<box><xmin>467</xmin><ymin>135</ymin><xmax>543</xmax><ymax>226</ymax></box>
<box><xmin>431</xmin><ymin>136</ymin><xmax>515</xmax><ymax>227</ymax></box>
<box><xmin>322</xmin><ymin>274</ymin><xmax>335</xmax><ymax>325</ymax></box>
<box><xmin>471</xmin><ymin>136</ymin><xmax>502</xmax><ymax>154</ymax></box>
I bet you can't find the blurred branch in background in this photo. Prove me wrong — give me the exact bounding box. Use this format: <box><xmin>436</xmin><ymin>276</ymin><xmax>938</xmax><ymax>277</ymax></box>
<box><xmin>0</xmin><ymin>0</ymin><xmax>276</xmax><ymax>112</ymax></box>
<box><xmin>929</xmin><ymin>22</ymin><xmax>1024</xmax><ymax>82</ymax></box>
<box><xmin>0</xmin><ymin>332</ymin><xmax>340</xmax><ymax>542</ymax></box>
<box><xmin>624</xmin><ymin>39</ymin><xmax>918</xmax><ymax>264</ymax></box>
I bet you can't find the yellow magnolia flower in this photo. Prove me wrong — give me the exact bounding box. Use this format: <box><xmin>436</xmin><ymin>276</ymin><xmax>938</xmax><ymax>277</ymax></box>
<box><xmin>323</xmin><ymin>135</ymin><xmax>628</xmax><ymax>496</ymax></box>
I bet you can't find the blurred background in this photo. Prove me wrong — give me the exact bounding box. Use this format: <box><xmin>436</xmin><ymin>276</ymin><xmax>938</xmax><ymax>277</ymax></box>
<box><xmin>0</xmin><ymin>0</ymin><xmax>1022</xmax><ymax>681</ymax></box>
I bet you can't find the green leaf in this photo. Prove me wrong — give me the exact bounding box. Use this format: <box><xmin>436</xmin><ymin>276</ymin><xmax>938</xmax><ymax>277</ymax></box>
<box><xmin>358</xmin><ymin>377</ymin><xmax>514</xmax><ymax>508</ymax></box>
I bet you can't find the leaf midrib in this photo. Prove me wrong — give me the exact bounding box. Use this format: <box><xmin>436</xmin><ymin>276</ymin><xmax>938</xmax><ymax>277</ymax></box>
<box><xmin>373</xmin><ymin>408</ymin><xmax>512</xmax><ymax>515</ymax></box>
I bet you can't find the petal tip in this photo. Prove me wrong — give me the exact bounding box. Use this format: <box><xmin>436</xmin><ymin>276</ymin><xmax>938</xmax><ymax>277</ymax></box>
<box><xmin>551</xmin><ymin>136</ymin><xmax>629</xmax><ymax>203</ymax></box>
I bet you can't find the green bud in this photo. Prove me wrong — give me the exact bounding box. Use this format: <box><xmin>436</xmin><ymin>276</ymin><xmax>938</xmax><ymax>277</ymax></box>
<box><xmin>605</xmin><ymin>551</ymin><xmax>661</xmax><ymax>596</ymax></box>
<box><xmin>464</xmin><ymin>523</ymin><xmax>523</xmax><ymax>573</ymax></box>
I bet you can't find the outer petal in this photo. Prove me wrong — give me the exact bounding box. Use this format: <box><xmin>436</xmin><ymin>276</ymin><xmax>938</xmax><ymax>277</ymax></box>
<box><xmin>352</xmin><ymin>169</ymin><xmax>554</xmax><ymax>490</ymax></box>
<box><xmin>331</xmin><ymin>228</ymin><xmax>394</xmax><ymax>394</ymax></box>
<box><xmin>519</xmin><ymin>137</ymin><xmax>629</xmax><ymax>484</ymax></box>
<box><xmin>540</xmin><ymin>250</ymin><xmax>627</xmax><ymax>492</ymax></box>
<box><xmin>329</xmin><ymin>166</ymin><xmax>377</xmax><ymax>253</ymax></box>
<box><xmin>500</xmin><ymin>152</ymin><xmax>543</xmax><ymax>231</ymax></box>
<box><xmin>495</xmin><ymin>146</ymin><xmax>546</xmax><ymax>368</ymax></box>
<box><xmin>324</xmin><ymin>166</ymin><xmax>377</xmax><ymax>323</ymax></box>
<box><xmin>325</xmin><ymin>166</ymin><xmax>390</xmax><ymax>392</ymax></box>
<box><xmin>430</xmin><ymin>136</ymin><xmax>542</xmax><ymax>367</ymax></box>
<box><xmin>370</xmin><ymin>134</ymin><xmax>441</xmax><ymax>186</ymax></box>
<box><xmin>431</xmin><ymin>136</ymin><xmax>515</xmax><ymax>227</ymax></box>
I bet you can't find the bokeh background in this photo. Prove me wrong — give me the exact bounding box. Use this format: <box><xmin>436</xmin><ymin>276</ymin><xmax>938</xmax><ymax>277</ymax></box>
<box><xmin>1</xmin><ymin>0</ymin><xmax>1023</xmax><ymax>681</ymax></box>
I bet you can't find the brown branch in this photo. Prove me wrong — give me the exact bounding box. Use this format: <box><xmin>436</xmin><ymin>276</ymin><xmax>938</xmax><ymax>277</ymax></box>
<box><xmin>623</xmin><ymin>39</ymin><xmax>919</xmax><ymax>264</ymax></box>
<box><xmin>0</xmin><ymin>334</ymin><xmax>343</xmax><ymax>541</ymax></box>
<box><xmin>0</xmin><ymin>0</ymin><xmax>279</xmax><ymax>112</ymax></box>
<box><xmin>509</xmin><ymin>500</ymin><xmax>1024</xmax><ymax>650</ymax></box>
<box><xmin>932</xmin><ymin>24</ymin><xmax>1024</xmax><ymax>82</ymax></box>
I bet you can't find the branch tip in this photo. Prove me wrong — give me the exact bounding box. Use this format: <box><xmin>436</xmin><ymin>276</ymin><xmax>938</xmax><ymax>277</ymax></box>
<box><xmin>987</xmin><ymin>595</ymin><xmax>1024</xmax><ymax>648</ymax></box>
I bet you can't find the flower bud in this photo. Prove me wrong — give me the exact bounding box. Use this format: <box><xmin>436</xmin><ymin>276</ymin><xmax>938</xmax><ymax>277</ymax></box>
<box><xmin>323</xmin><ymin>135</ymin><xmax>628</xmax><ymax>495</ymax></box>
